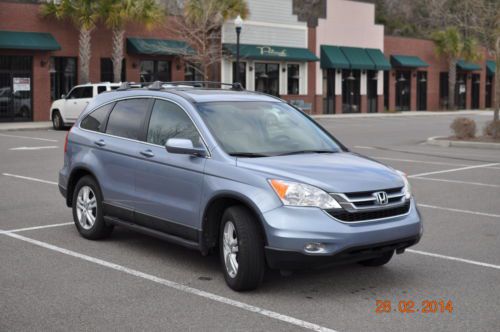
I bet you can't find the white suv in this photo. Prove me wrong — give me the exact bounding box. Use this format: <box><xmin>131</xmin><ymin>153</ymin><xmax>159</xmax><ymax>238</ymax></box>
<box><xmin>50</xmin><ymin>83</ymin><xmax>121</xmax><ymax>130</ymax></box>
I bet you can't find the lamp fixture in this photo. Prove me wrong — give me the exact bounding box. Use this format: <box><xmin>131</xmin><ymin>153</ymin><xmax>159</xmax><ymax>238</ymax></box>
<box><xmin>398</xmin><ymin>74</ymin><xmax>406</xmax><ymax>82</ymax></box>
<box><xmin>259</xmin><ymin>73</ymin><xmax>269</xmax><ymax>79</ymax></box>
<box><xmin>419</xmin><ymin>77</ymin><xmax>427</xmax><ymax>83</ymax></box>
<box><xmin>346</xmin><ymin>72</ymin><xmax>355</xmax><ymax>81</ymax></box>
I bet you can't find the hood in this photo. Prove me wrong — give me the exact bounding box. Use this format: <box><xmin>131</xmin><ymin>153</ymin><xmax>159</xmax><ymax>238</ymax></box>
<box><xmin>237</xmin><ymin>152</ymin><xmax>404</xmax><ymax>193</ymax></box>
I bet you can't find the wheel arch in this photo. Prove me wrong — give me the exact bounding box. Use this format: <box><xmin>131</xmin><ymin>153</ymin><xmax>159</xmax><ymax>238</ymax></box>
<box><xmin>66</xmin><ymin>167</ymin><xmax>100</xmax><ymax>207</ymax></box>
<box><xmin>50</xmin><ymin>108</ymin><xmax>60</xmax><ymax>120</ymax></box>
<box><xmin>201</xmin><ymin>192</ymin><xmax>269</xmax><ymax>252</ymax></box>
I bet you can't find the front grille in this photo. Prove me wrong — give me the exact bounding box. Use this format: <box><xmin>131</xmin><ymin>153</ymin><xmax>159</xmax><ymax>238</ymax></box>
<box><xmin>331</xmin><ymin>187</ymin><xmax>405</xmax><ymax>211</ymax></box>
<box><xmin>326</xmin><ymin>201</ymin><xmax>411</xmax><ymax>222</ymax></box>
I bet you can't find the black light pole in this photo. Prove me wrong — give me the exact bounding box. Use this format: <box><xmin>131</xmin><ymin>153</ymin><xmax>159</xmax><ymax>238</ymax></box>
<box><xmin>234</xmin><ymin>15</ymin><xmax>243</xmax><ymax>84</ymax></box>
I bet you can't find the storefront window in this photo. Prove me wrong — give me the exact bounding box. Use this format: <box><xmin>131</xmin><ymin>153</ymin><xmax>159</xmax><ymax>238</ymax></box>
<box><xmin>455</xmin><ymin>73</ymin><xmax>466</xmax><ymax>110</ymax></box>
<box><xmin>471</xmin><ymin>74</ymin><xmax>480</xmax><ymax>109</ymax></box>
<box><xmin>140</xmin><ymin>60</ymin><xmax>171</xmax><ymax>82</ymax></box>
<box><xmin>255</xmin><ymin>63</ymin><xmax>279</xmax><ymax>96</ymax></box>
<box><xmin>50</xmin><ymin>57</ymin><xmax>77</xmax><ymax>101</ymax></box>
<box><xmin>232</xmin><ymin>62</ymin><xmax>246</xmax><ymax>88</ymax></box>
<box><xmin>0</xmin><ymin>56</ymin><xmax>33</xmax><ymax>122</ymax></box>
<box><xmin>395</xmin><ymin>70</ymin><xmax>411</xmax><ymax>111</ymax></box>
<box><xmin>439</xmin><ymin>72</ymin><xmax>449</xmax><ymax>109</ymax></box>
<box><xmin>323</xmin><ymin>69</ymin><xmax>335</xmax><ymax>114</ymax></box>
<box><xmin>342</xmin><ymin>69</ymin><xmax>360</xmax><ymax>113</ymax></box>
<box><xmin>100</xmin><ymin>58</ymin><xmax>126</xmax><ymax>83</ymax></box>
<box><xmin>287</xmin><ymin>64</ymin><xmax>300</xmax><ymax>95</ymax></box>
<box><xmin>486</xmin><ymin>75</ymin><xmax>493</xmax><ymax>108</ymax></box>
<box><xmin>367</xmin><ymin>70</ymin><xmax>378</xmax><ymax>113</ymax></box>
<box><xmin>185</xmin><ymin>63</ymin><xmax>204</xmax><ymax>81</ymax></box>
<box><xmin>417</xmin><ymin>71</ymin><xmax>427</xmax><ymax>111</ymax></box>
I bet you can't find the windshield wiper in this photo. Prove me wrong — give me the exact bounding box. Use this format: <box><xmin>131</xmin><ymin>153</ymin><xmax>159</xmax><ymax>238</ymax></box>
<box><xmin>276</xmin><ymin>150</ymin><xmax>336</xmax><ymax>156</ymax></box>
<box><xmin>229</xmin><ymin>152</ymin><xmax>270</xmax><ymax>158</ymax></box>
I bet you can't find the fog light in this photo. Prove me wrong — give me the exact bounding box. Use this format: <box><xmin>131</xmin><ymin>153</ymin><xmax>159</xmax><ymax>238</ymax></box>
<box><xmin>304</xmin><ymin>242</ymin><xmax>325</xmax><ymax>253</ymax></box>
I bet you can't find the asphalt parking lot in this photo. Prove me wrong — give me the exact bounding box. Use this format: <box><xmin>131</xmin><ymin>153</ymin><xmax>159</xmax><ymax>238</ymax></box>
<box><xmin>1</xmin><ymin>112</ymin><xmax>499</xmax><ymax>332</ymax></box>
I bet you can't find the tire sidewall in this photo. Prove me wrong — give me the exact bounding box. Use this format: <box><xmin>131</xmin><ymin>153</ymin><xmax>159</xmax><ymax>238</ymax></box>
<box><xmin>52</xmin><ymin>111</ymin><xmax>62</xmax><ymax>130</ymax></box>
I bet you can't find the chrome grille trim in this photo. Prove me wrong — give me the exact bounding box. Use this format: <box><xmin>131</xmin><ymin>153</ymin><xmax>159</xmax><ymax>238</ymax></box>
<box><xmin>330</xmin><ymin>187</ymin><xmax>406</xmax><ymax>212</ymax></box>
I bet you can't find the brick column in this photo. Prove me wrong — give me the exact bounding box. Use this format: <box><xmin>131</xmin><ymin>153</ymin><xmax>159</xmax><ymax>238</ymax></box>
<box><xmin>360</xmin><ymin>95</ymin><xmax>368</xmax><ymax>113</ymax></box>
<box><xmin>33</xmin><ymin>53</ymin><xmax>51</xmax><ymax>121</ymax></box>
<box><xmin>410</xmin><ymin>71</ymin><xmax>417</xmax><ymax>111</ymax></box>
<box><xmin>308</xmin><ymin>27</ymin><xmax>317</xmax><ymax>114</ymax></box>
<box><xmin>466</xmin><ymin>75</ymin><xmax>472</xmax><ymax>109</ymax></box>
<box><xmin>389</xmin><ymin>71</ymin><xmax>396</xmax><ymax>111</ymax></box>
<box><xmin>479</xmin><ymin>70</ymin><xmax>486</xmax><ymax>109</ymax></box>
<box><xmin>377</xmin><ymin>95</ymin><xmax>384</xmax><ymax>113</ymax></box>
<box><xmin>335</xmin><ymin>95</ymin><xmax>342</xmax><ymax>114</ymax></box>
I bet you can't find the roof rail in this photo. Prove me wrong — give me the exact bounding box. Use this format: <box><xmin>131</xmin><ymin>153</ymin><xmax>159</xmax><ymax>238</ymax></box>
<box><xmin>114</xmin><ymin>81</ymin><xmax>245</xmax><ymax>91</ymax></box>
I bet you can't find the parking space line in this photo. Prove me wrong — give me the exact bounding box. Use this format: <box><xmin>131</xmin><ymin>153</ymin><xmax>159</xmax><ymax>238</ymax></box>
<box><xmin>418</xmin><ymin>203</ymin><xmax>500</xmax><ymax>219</ymax></box>
<box><xmin>2</xmin><ymin>173</ymin><xmax>57</xmax><ymax>185</ymax></box>
<box><xmin>0</xmin><ymin>222</ymin><xmax>73</xmax><ymax>234</ymax></box>
<box><xmin>0</xmin><ymin>231</ymin><xmax>336</xmax><ymax>332</ymax></box>
<box><xmin>409</xmin><ymin>163</ymin><xmax>500</xmax><ymax>178</ymax></box>
<box><xmin>9</xmin><ymin>146</ymin><xmax>58</xmax><ymax>151</ymax></box>
<box><xmin>368</xmin><ymin>156</ymin><xmax>471</xmax><ymax>167</ymax></box>
<box><xmin>412</xmin><ymin>177</ymin><xmax>500</xmax><ymax>188</ymax></box>
<box><xmin>407</xmin><ymin>249</ymin><xmax>500</xmax><ymax>270</ymax></box>
<box><xmin>0</xmin><ymin>133</ymin><xmax>58</xmax><ymax>142</ymax></box>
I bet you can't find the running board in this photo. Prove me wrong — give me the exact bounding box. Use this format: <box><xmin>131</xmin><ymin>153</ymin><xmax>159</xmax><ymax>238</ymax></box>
<box><xmin>104</xmin><ymin>216</ymin><xmax>200</xmax><ymax>251</ymax></box>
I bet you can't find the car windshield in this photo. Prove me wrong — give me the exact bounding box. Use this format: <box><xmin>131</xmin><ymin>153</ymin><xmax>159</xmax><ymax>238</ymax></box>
<box><xmin>197</xmin><ymin>101</ymin><xmax>343</xmax><ymax>157</ymax></box>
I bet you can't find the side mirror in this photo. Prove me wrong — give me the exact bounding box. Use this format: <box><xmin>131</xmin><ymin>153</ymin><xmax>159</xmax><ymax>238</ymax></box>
<box><xmin>61</xmin><ymin>94</ymin><xmax>66</xmax><ymax>99</ymax></box>
<box><xmin>165</xmin><ymin>138</ymin><xmax>206</xmax><ymax>157</ymax></box>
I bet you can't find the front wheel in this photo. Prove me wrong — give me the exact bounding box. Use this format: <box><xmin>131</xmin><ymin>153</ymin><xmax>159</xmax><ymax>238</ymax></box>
<box><xmin>52</xmin><ymin>111</ymin><xmax>64</xmax><ymax>130</ymax></box>
<box><xmin>219</xmin><ymin>206</ymin><xmax>265</xmax><ymax>291</ymax></box>
<box><xmin>72</xmin><ymin>176</ymin><xmax>113</xmax><ymax>240</ymax></box>
<box><xmin>358</xmin><ymin>250</ymin><xmax>394</xmax><ymax>267</ymax></box>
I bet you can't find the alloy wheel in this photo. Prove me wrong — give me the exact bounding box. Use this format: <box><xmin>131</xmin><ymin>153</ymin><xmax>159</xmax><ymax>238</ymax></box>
<box><xmin>222</xmin><ymin>221</ymin><xmax>239</xmax><ymax>278</ymax></box>
<box><xmin>76</xmin><ymin>186</ymin><xmax>97</xmax><ymax>230</ymax></box>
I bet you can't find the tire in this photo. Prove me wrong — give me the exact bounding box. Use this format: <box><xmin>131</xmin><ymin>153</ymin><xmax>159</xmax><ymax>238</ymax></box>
<box><xmin>52</xmin><ymin>111</ymin><xmax>64</xmax><ymax>130</ymax></box>
<box><xmin>358</xmin><ymin>250</ymin><xmax>394</xmax><ymax>267</ymax></box>
<box><xmin>72</xmin><ymin>176</ymin><xmax>113</xmax><ymax>240</ymax></box>
<box><xmin>219</xmin><ymin>206</ymin><xmax>265</xmax><ymax>291</ymax></box>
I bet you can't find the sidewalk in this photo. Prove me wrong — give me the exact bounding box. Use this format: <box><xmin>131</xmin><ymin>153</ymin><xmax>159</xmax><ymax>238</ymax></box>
<box><xmin>0</xmin><ymin>121</ymin><xmax>52</xmax><ymax>132</ymax></box>
<box><xmin>312</xmin><ymin>110</ymin><xmax>493</xmax><ymax>119</ymax></box>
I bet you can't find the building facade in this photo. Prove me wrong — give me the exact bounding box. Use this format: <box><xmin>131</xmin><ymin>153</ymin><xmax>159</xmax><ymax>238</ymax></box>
<box><xmin>0</xmin><ymin>0</ymin><xmax>497</xmax><ymax>122</ymax></box>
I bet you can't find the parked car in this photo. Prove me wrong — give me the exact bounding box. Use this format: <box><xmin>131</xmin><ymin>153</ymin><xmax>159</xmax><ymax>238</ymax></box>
<box><xmin>50</xmin><ymin>82</ymin><xmax>121</xmax><ymax>130</ymax></box>
<box><xmin>0</xmin><ymin>87</ymin><xmax>31</xmax><ymax>119</ymax></box>
<box><xmin>58</xmin><ymin>82</ymin><xmax>423</xmax><ymax>291</ymax></box>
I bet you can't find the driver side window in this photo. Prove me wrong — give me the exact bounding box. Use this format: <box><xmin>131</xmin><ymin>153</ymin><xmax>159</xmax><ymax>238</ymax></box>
<box><xmin>66</xmin><ymin>87</ymin><xmax>81</xmax><ymax>99</ymax></box>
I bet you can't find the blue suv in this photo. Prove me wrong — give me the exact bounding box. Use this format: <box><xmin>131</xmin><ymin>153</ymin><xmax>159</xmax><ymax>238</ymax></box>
<box><xmin>59</xmin><ymin>82</ymin><xmax>422</xmax><ymax>291</ymax></box>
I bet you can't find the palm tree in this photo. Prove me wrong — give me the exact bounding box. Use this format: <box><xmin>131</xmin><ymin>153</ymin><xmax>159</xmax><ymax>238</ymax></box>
<box><xmin>99</xmin><ymin>0</ymin><xmax>164</xmax><ymax>83</ymax></box>
<box><xmin>41</xmin><ymin>0</ymin><xmax>100</xmax><ymax>84</ymax></box>
<box><xmin>432</xmin><ymin>27</ymin><xmax>482</xmax><ymax>110</ymax></box>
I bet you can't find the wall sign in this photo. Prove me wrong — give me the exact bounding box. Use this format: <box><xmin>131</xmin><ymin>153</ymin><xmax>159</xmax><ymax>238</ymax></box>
<box><xmin>13</xmin><ymin>78</ymin><xmax>30</xmax><ymax>92</ymax></box>
<box><xmin>257</xmin><ymin>46</ymin><xmax>287</xmax><ymax>57</ymax></box>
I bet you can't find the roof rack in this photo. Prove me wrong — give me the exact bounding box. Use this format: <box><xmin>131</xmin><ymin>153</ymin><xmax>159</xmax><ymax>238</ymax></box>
<box><xmin>115</xmin><ymin>81</ymin><xmax>245</xmax><ymax>91</ymax></box>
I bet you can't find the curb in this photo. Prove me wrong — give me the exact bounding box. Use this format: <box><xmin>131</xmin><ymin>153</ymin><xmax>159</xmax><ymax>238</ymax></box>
<box><xmin>427</xmin><ymin>136</ymin><xmax>500</xmax><ymax>150</ymax></box>
<box><xmin>0</xmin><ymin>122</ymin><xmax>52</xmax><ymax>132</ymax></box>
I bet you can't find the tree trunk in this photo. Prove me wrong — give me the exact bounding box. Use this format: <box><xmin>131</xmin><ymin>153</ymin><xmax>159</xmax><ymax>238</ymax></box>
<box><xmin>112</xmin><ymin>28</ymin><xmax>125</xmax><ymax>83</ymax></box>
<box><xmin>448</xmin><ymin>58</ymin><xmax>457</xmax><ymax>110</ymax></box>
<box><xmin>78</xmin><ymin>27</ymin><xmax>93</xmax><ymax>84</ymax></box>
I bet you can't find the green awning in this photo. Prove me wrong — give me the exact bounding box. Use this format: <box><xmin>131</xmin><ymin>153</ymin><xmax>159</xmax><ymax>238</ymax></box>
<box><xmin>320</xmin><ymin>45</ymin><xmax>350</xmax><ymax>69</ymax></box>
<box><xmin>457</xmin><ymin>60</ymin><xmax>481</xmax><ymax>71</ymax></box>
<box><xmin>223</xmin><ymin>43</ymin><xmax>318</xmax><ymax>62</ymax></box>
<box><xmin>0</xmin><ymin>30</ymin><xmax>60</xmax><ymax>51</ymax></box>
<box><xmin>486</xmin><ymin>60</ymin><xmax>496</xmax><ymax>76</ymax></box>
<box><xmin>391</xmin><ymin>55</ymin><xmax>429</xmax><ymax>68</ymax></box>
<box><xmin>341</xmin><ymin>46</ymin><xmax>376</xmax><ymax>70</ymax></box>
<box><xmin>366</xmin><ymin>48</ymin><xmax>391</xmax><ymax>70</ymax></box>
<box><xmin>127</xmin><ymin>37</ymin><xmax>194</xmax><ymax>56</ymax></box>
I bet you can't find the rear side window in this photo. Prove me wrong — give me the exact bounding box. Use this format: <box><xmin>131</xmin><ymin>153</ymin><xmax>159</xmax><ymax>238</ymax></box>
<box><xmin>147</xmin><ymin>99</ymin><xmax>202</xmax><ymax>147</ymax></box>
<box><xmin>80</xmin><ymin>103</ymin><xmax>114</xmax><ymax>133</ymax></box>
<box><xmin>81</xmin><ymin>87</ymin><xmax>93</xmax><ymax>98</ymax></box>
<box><xmin>97</xmin><ymin>86</ymin><xmax>107</xmax><ymax>94</ymax></box>
<box><xmin>106</xmin><ymin>99</ymin><xmax>150</xmax><ymax>140</ymax></box>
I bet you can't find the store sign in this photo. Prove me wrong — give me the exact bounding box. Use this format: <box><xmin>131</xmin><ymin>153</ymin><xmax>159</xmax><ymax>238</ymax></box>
<box><xmin>13</xmin><ymin>78</ymin><xmax>30</xmax><ymax>92</ymax></box>
<box><xmin>256</xmin><ymin>46</ymin><xmax>287</xmax><ymax>57</ymax></box>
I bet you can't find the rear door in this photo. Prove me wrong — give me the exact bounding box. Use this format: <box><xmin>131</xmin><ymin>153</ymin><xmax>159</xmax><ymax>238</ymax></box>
<box><xmin>134</xmin><ymin>98</ymin><xmax>207</xmax><ymax>238</ymax></box>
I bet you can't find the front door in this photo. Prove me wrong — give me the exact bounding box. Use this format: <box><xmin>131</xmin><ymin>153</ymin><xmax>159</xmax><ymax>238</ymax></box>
<box><xmin>65</xmin><ymin>86</ymin><xmax>93</xmax><ymax>121</ymax></box>
<box><xmin>0</xmin><ymin>55</ymin><xmax>33</xmax><ymax>122</ymax></box>
<box><xmin>135</xmin><ymin>99</ymin><xmax>206</xmax><ymax>238</ymax></box>
<box><xmin>471</xmin><ymin>74</ymin><xmax>480</xmax><ymax>109</ymax></box>
<box><xmin>417</xmin><ymin>71</ymin><xmax>427</xmax><ymax>111</ymax></box>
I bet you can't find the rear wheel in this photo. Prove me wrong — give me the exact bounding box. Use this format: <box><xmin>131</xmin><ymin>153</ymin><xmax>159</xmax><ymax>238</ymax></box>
<box><xmin>72</xmin><ymin>176</ymin><xmax>113</xmax><ymax>240</ymax></box>
<box><xmin>219</xmin><ymin>206</ymin><xmax>265</xmax><ymax>291</ymax></box>
<box><xmin>358</xmin><ymin>250</ymin><xmax>394</xmax><ymax>267</ymax></box>
<box><xmin>52</xmin><ymin>111</ymin><xmax>64</xmax><ymax>130</ymax></box>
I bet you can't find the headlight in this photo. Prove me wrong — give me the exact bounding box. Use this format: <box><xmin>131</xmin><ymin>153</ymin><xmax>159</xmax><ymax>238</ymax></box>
<box><xmin>397</xmin><ymin>171</ymin><xmax>411</xmax><ymax>199</ymax></box>
<box><xmin>269</xmin><ymin>179</ymin><xmax>341</xmax><ymax>209</ymax></box>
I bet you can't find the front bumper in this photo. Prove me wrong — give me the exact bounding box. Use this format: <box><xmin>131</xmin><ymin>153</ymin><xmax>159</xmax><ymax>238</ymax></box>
<box><xmin>261</xmin><ymin>199</ymin><xmax>423</xmax><ymax>269</ymax></box>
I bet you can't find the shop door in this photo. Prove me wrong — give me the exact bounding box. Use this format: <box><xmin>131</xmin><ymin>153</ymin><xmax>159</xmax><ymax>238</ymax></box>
<box><xmin>416</xmin><ymin>71</ymin><xmax>427</xmax><ymax>111</ymax></box>
<box><xmin>471</xmin><ymin>74</ymin><xmax>480</xmax><ymax>109</ymax></box>
<box><xmin>395</xmin><ymin>70</ymin><xmax>411</xmax><ymax>111</ymax></box>
<box><xmin>367</xmin><ymin>70</ymin><xmax>378</xmax><ymax>113</ymax></box>
<box><xmin>323</xmin><ymin>69</ymin><xmax>335</xmax><ymax>114</ymax></box>
<box><xmin>0</xmin><ymin>56</ymin><xmax>32</xmax><ymax>122</ymax></box>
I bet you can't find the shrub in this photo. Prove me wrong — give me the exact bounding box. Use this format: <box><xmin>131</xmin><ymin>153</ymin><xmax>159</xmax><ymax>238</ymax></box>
<box><xmin>450</xmin><ymin>117</ymin><xmax>476</xmax><ymax>139</ymax></box>
<box><xmin>483</xmin><ymin>120</ymin><xmax>500</xmax><ymax>138</ymax></box>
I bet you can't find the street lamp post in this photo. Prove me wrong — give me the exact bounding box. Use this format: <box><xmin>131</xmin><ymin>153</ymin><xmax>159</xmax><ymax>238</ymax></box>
<box><xmin>234</xmin><ymin>15</ymin><xmax>243</xmax><ymax>84</ymax></box>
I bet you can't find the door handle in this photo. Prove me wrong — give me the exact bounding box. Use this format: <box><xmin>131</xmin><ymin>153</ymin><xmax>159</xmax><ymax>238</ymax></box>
<box><xmin>140</xmin><ymin>149</ymin><xmax>155</xmax><ymax>158</ymax></box>
<box><xmin>94</xmin><ymin>139</ymin><xmax>106</xmax><ymax>147</ymax></box>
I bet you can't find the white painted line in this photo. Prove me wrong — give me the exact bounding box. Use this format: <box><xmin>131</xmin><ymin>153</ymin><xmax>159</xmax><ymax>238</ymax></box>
<box><xmin>0</xmin><ymin>133</ymin><xmax>58</xmax><ymax>142</ymax></box>
<box><xmin>354</xmin><ymin>146</ymin><xmax>376</xmax><ymax>150</ymax></box>
<box><xmin>370</xmin><ymin>156</ymin><xmax>470</xmax><ymax>167</ymax></box>
<box><xmin>407</xmin><ymin>249</ymin><xmax>500</xmax><ymax>270</ymax></box>
<box><xmin>0</xmin><ymin>222</ymin><xmax>73</xmax><ymax>235</ymax></box>
<box><xmin>0</xmin><ymin>232</ymin><xmax>337</xmax><ymax>332</ymax></box>
<box><xmin>409</xmin><ymin>163</ymin><xmax>500</xmax><ymax>178</ymax></box>
<box><xmin>10</xmin><ymin>146</ymin><xmax>58</xmax><ymax>151</ymax></box>
<box><xmin>2</xmin><ymin>173</ymin><xmax>58</xmax><ymax>186</ymax></box>
<box><xmin>418</xmin><ymin>203</ymin><xmax>500</xmax><ymax>219</ymax></box>
<box><xmin>412</xmin><ymin>177</ymin><xmax>500</xmax><ymax>188</ymax></box>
